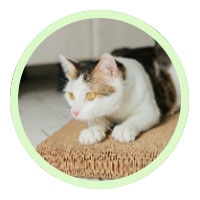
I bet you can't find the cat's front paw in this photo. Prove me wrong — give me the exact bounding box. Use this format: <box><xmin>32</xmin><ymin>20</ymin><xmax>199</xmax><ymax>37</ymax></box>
<box><xmin>112</xmin><ymin>125</ymin><xmax>138</xmax><ymax>142</ymax></box>
<box><xmin>79</xmin><ymin>127</ymin><xmax>106</xmax><ymax>144</ymax></box>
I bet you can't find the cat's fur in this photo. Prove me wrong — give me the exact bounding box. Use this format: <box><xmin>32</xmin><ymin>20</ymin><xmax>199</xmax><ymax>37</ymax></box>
<box><xmin>59</xmin><ymin>43</ymin><xmax>180</xmax><ymax>144</ymax></box>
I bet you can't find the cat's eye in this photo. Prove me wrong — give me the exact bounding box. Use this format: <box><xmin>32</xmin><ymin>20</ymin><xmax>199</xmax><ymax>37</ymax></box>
<box><xmin>86</xmin><ymin>92</ymin><xmax>96</xmax><ymax>101</ymax></box>
<box><xmin>68</xmin><ymin>92</ymin><xmax>74</xmax><ymax>100</ymax></box>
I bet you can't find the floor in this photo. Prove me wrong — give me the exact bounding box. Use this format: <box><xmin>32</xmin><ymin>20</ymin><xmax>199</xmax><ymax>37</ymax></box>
<box><xmin>19</xmin><ymin>66</ymin><xmax>72</xmax><ymax>148</ymax></box>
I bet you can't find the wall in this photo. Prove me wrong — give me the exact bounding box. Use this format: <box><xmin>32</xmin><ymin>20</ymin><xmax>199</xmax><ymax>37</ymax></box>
<box><xmin>27</xmin><ymin>19</ymin><xmax>154</xmax><ymax>65</ymax></box>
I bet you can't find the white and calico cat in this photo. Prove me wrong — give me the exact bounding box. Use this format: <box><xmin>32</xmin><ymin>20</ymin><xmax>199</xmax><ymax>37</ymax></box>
<box><xmin>59</xmin><ymin>44</ymin><xmax>180</xmax><ymax>144</ymax></box>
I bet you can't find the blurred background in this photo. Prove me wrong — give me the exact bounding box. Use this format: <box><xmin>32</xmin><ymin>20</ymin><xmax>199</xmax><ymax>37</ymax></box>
<box><xmin>19</xmin><ymin>18</ymin><xmax>154</xmax><ymax>147</ymax></box>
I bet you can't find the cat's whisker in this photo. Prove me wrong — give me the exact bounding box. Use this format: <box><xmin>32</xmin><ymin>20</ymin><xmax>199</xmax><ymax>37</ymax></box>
<box><xmin>53</xmin><ymin>105</ymin><xmax>69</xmax><ymax>112</ymax></box>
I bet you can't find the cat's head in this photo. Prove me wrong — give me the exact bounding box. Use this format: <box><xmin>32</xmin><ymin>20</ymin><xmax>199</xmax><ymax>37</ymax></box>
<box><xmin>59</xmin><ymin>53</ymin><xmax>126</xmax><ymax>121</ymax></box>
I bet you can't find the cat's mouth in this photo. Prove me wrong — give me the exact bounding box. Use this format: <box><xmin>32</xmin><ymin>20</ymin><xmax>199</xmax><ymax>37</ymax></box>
<box><xmin>76</xmin><ymin>112</ymin><xmax>104</xmax><ymax>122</ymax></box>
<box><xmin>71</xmin><ymin>111</ymin><xmax>91</xmax><ymax>121</ymax></box>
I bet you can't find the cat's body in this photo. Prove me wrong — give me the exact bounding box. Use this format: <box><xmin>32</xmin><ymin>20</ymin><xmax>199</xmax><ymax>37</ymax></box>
<box><xmin>111</xmin><ymin>43</ymin><xmax>180</xmax><ymax>116</ymax></box>
<box><xmin>59</xmin><ymin>43</ymin><xmax>180</xmax><ymax>144</ymax></box>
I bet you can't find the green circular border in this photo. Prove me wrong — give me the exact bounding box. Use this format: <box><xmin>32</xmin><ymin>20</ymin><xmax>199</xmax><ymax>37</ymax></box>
<box><xmin>10</xmin><ymin>10</ymin><xmax>189</xmax><ymax>189</ymax></box>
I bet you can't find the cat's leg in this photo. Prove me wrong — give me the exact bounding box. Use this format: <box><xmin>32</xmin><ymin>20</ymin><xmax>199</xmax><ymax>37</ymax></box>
<box><xmin>112</xmin><ymin>107</ymin><xmax>160</xmax><ymax>142</ymax></box>
<box><xmin>79</xmin><ymin>118</ymin><xmax>111</xmax><ymax>144</ymax></box>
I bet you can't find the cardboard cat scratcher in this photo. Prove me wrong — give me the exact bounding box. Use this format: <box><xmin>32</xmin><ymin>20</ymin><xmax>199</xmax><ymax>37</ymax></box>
<box><xmin>36</xmin><ymin>113</ymin><xmax>179</xmax><ymax>179</ymax></box>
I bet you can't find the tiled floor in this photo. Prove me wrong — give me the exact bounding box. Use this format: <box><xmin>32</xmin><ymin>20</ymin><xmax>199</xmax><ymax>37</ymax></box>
<box><xmin>19</xmin><ymin>76</ymin><xmax>72</xmax><ymax>148</ymax></box>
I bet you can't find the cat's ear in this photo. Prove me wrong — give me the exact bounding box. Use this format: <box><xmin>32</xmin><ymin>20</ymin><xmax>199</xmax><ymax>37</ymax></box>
<box><xmin>59</xmin><ymin>54</ymin><xmax>78</xmax><ymax>79</ymax></box>
<box><xmin>97</xmin><ymin>53</ymin><xmax>118</xmax><ymax>78</ymax></box>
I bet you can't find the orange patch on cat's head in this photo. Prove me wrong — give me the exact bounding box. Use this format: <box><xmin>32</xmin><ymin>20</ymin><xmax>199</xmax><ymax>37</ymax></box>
<box><xmin>67</xmin><ymin>68</ymin><xmax>78</xmax><ymax>79</ymax></box>
<box><xmin>88</xmin><ymin>54</ymin><xmax>117</xmax><ymax>96</ymax></box>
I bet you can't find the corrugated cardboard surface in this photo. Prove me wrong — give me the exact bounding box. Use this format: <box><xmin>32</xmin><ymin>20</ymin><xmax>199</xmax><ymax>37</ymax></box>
<box><xmin>36</xmin><ymin>113</ymin><xmax>179</xmax><ymax>179</ymax></box>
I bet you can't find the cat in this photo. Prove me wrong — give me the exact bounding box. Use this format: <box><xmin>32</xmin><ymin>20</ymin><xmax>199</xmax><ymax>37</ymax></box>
<box><xmin>59</xmin><ymin>42</ymin><xmax>180</xmax><ymax>144</ymax></box>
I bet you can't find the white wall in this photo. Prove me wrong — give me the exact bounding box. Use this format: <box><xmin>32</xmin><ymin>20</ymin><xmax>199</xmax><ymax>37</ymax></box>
<box><xmin>27</xmin><ymin>19</ymin><xmax>154</xmax><ymax>65</ymax></box>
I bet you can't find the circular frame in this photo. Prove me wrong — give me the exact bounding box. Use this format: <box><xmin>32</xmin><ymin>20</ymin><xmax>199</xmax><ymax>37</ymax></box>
<box><xmin>10</xmin><ymin>10</ymin><xmax>189</xmax><ymax>189</ymax></box>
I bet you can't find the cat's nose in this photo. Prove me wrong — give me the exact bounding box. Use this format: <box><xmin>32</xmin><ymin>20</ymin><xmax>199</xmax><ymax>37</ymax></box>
<box><xmin>72</xmin><ymin>110</ymin><xmax>79</xmax><ymax>117</ymax></box>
